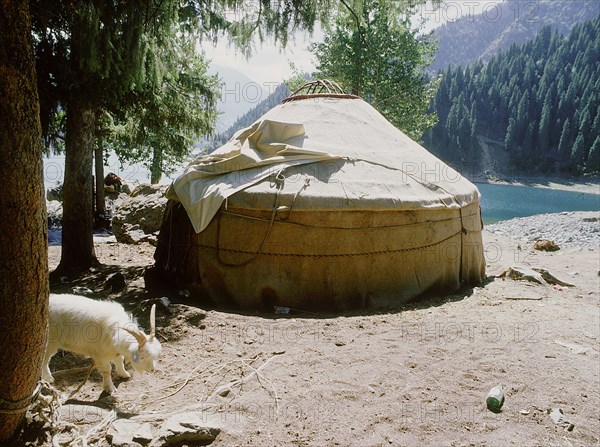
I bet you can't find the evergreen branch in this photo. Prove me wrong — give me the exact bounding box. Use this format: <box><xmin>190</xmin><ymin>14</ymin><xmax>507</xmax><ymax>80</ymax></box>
<box><xmin>339</xmin><ymin>0</ymin><xmax>368</xmax><ymax>49</ymax></box>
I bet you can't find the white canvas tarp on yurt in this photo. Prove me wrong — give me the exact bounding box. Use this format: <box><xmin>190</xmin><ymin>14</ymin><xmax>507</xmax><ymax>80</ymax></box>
<box><xmin>159</xmin><ymin>83</ymin><xmax>485</xmax><ymax>310</ymax></box>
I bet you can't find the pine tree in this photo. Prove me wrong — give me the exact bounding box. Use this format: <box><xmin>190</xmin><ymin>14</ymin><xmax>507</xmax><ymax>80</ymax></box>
<box><xmin>577</xmin><ymin>107</ymin><xmax>592</xmax><ymax>153</ymax></box>
<box><xmin>505</xmin><ymin>117</ymin><xmax>519</xmax><ymax>152</ymax></box>
<box><xmin>538</xmin><ymin>96</ymin><xmax>552</xmax><ymax>152</ymax></box>
<box><xmin>32</xmin><ymin>0</ymin><xmax>332</xmax><ymax>276</ymax></box>
<box><xmin>586</xmin><ymin>135</ymin><xmax>600</xmax><ymax>173</ymax></box>
<box><xmin>0</xmin><ymin>1</ymin><xmax>48</xmax><ymax>440</ymax></box>
<box><xmin>468</xmin><ymin>118</ymin><xmax>481</xmax><ymax>171</ymax></box>
<box><xmin>570</xmin><ymin>132</ymin><xmax>586</xmax><ymax>174</ymax></box>
<box><xmin>424</xmin><ymin>15</ymin><xmax>600</xmax><ymax>176</ymax></box>
<box><xmin>311</xmin><ymin>0</ymin><xmax>438</xmax><ymax>139</ymax></box>
<box><xmin>109</xmin><ymin>47</ymin><xmax>219</xmax><ymax>184</ymax></box>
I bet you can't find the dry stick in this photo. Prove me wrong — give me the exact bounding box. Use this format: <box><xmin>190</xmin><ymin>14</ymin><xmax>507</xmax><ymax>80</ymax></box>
<box><xmin>138</xmin><ymin>358</ymin><xmax>217</xmax><ymax>406</ymax></box>
<box><xmin>52</xmin><ymin>366</ymin><xmax>93</xmax><ymax>379</ymax></box>
<box><xmin>131</xmin><ymin>355</ymin><xmax>276</xmax><ymax>423</ymax></box>
<box><xmin>207</xmin><ymin>353</ymin><xmax>283</xmax><ymax>401</ymax></box>
<box><xmin>67</xmin><ymin>363</ymin><xmax>95</xmax><ymax>399</ymax></box>
<box><xmin>131</xmin><ymin>357</ymin><xmax>255</xmax><ymax>409</ymax></box>
<box><xmin>79</xmin><ymin>409</ymin><xmax>117</xmax><ymax>446</ymax></box>
<box><xmin>241</xmin><ymin>359</ymin><xmax>280</xmax><ymax>416</ymax></box>
<box><xmin>203</xmin><ymin>360</ymin><xmax>250</xmax><ymax>400</ymax></box>
<box><xmin>33</xmin><ymin>379</ymin><xmax>112</xmax><ymax>447</ymax></box>
<box><xmin>61</xmin><ymin>409</ymin><xmax>116</xmax><ymax>447</ymax></box>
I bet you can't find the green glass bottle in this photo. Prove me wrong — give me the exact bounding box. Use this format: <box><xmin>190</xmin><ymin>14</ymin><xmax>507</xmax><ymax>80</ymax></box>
<box><xmin>486</xmin><ymin>384</ymin><xmax>505</xmax><ymax>412</ymax></box>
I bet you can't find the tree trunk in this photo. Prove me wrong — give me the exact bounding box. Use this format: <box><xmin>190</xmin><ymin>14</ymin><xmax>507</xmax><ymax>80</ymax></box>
<box><xmin>0</xmin><ymin>1</ymin><xmax>49</xmax><ymax>441</ymax></box>
<box><xmin>95</xmin><ymin>135</ymin><xmax>106</xmax><ymax>216</ymax></box>
<box><xmin>56</xmin><ymin>92</ymin><xmax>99</xmax><ymax>275</ymax></box>
<box><xmin>54</xmin><ymin>15</ymin><xmax>99</xmax><ymax>276</ymax></box>
<box><xmin>150</xmin><ymin>146</ymin><xmax>163</xmax><ymax>185</ymax></box>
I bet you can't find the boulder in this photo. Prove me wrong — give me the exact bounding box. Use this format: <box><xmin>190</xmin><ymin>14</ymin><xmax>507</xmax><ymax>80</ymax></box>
<box><xmin>47</xmin><ymin>181</ymin><xmax>63</xmax><ymax>202</ymax></box>
<box><xmin>533</xmin><ymin>239</ymin><xmax>560</xmax><ymax>251</ymax></box>
<box><xmin>112</xmin><ymin>184</ymin><xmax>168</xmax><ymax>246</ymax></box>
<box><xmin>107</xmin><ymin>419</ymin><xmax>154</xmax><ymax>447</ymax></box>
<box><xmin>47</xmin><ymin>200</ymin><xmax>63</xmax><ymax>228</ymax></box>
<box><xmin>105</xmin><ymin>271</ymin><xmax>127</xmax><ymax>292</ymax></box>
<box><xmin>498</xmin><ymin>266</ymin><xmax>545</xmax><ymax>284</ymax></box>
<box><xmin>154</xmin><ymin>412</ymin><xmax>222</xmax><ymax>446</ymax></box>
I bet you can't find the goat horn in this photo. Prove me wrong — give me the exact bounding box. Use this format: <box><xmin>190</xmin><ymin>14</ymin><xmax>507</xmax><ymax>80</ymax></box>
<box><xmin>149</xmin><ymin>304</ymin><xmax>156</xmax><ymax>341</ymax></box>
<box><xmin>124</xmin><ymin>327</ymin><xmax>147</xmax><ymax>348</ymax></box>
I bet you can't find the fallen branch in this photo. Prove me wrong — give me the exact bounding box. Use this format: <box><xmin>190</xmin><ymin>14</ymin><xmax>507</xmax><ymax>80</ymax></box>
<box><xmin>207</xmin><ymin>352</ymin><xmax>283</xmax><ymax>402</ymax></box>
<box><xmin>241</xmin><ymin>358</ymin><xmax>280</xmax><ymax>416</ymax></box>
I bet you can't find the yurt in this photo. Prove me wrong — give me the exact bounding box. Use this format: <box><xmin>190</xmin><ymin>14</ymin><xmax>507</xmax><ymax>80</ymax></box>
<box><xmin>155</xmin><ymin>81</ymin><xmax>485</xmax><ymax>311</ymax></box>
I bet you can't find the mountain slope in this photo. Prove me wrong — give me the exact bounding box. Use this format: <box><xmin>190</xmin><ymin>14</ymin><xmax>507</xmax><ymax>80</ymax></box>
<box><xmin>205</xmin><ymin>83</ymin><xmax>290</xmax><ymax>151</ymax></box>
<box><xmin>208</xmin><ymin>64</ymin><xmax>268</xmax><ymax>132</ymax></box>
<box><xmin>423</xmin><ymin>16</ymin><xmax>600</xmax><ymax>176</ymax></box>
<box><xmin>428</xmin><ymin>0</ymin><xmax>598</xmax><ymax>73</ymax></box>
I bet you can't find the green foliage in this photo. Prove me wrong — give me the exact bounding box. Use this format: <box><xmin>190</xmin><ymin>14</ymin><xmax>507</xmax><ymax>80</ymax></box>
<box><xmin>32</xmin><ymin>0</ymin><xmax>333</xmax><ymax>161</ymax></box>
<box><xmin>429</xmin><ymin>0</ymin><xmax>598</xmax><ymax>74</ymax></box>
<box><xmin>310</xmin><ymin>0</ymin><xmax>438</xmax><ymax>140</ymax></box>
<box><xmin>107</xmin><ymin>43</ymin><xmax>219</xmax><ymax>183</ymax></box>
<box><xmin>424</xmin><ymin>16</ymin><xmax>600</xmax><ymax>175</ymax></box>
<box><xmin>570</xmin><ymin>133</ymin><xmax>586</xmax><ymax>174</ymax></box>
<box><xmin>586</xmin><ymin>136</ymin><xmax>600</xmax><ymax>174</ymax></box>
<box><xmin>30</xmin><ymin>0</ymin><xmax>335</xmax><ymax>271</ymax></box>
<box><xmin>284</xmin><ymin>62</ymin><xmax>312</xmax><ymax>94</ymax></box>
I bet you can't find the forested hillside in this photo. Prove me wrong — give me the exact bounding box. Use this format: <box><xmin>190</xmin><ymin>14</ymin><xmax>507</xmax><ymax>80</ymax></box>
<box><xmin>428</xmin><ymin>0</ymin><xmax>598</xmax><ymax>73</ymax></box>
<box><xmin>423</xmin><ymin>16</ymin><xmax>600</xmax><ymax>176</ymax></box>
<box><xmin>206</xmin><ymin>83</ymin><xmax>290</xmax><ymax>151</ymax></box>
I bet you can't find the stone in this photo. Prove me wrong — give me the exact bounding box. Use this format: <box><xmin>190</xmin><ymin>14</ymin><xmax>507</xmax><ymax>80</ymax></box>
<box><xmin>218</xmin><ymin>388</ymin><xmax>231</xmax><ymax>397</ymax></box>
<box><xmin>107</xmin><ymin>419</ymin><xmax>145</xmax><ymax>447</ymax></box>
<box><xmin>554</xmin><ymin>340</ymin><xmax>589</xmax><ymax>355</ymax></box>
<box><xmin>112</xmin><ymin>184</ymin><xmax>168</xmax><ymax>246</ymax></box>
<box><xmin>61</xmin><ymin>404</ymin><xmax>112</xmax><ymax>425</ymax></box>
<box><xmin>498</xmin><ymin>266</ymin><xmax>545</xmax><ymax>285</ymax></box>
<box><xmin>133</xmin><ymin>422</ymin><xmax>155</xmax><ymax>445</ymax></box>
<box><xmin>106</xmin><ymin>271</ymin><xmax>127</xmax><ymax>292</ymax></box>
<box><xmin>533</xmin><ymin>239</ymin><xmax>560</xmax><ymax>251</ymax></box>
<box><xmin>72</xmin><ymin>286</ymin><xmax>94</xmax><ymax>296</ymax></box>
<box><xmin>47</xmin><ymin>181</ymin><xmax>63</xmax><ymax>202</ymax></box>
<box><xmin>47</xmin><ymin>200</ymin><xmax>63</xmax><ymax>228</ymax></box>
<box><xmin>548</xmin><ymin>408</ymin><xmax>575</xmax><ymax>431</ymax></box>
<box><xmin>155</xmin><ymin>412</ymin><xmax>222</xmax><ymax>446</ymax></box>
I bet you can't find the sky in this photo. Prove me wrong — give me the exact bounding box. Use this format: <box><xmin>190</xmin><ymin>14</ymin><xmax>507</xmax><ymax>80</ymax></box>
<box><xmin>202</xmin><ymin>0</ymin><xmax>504</xmax><ymax>86</ymax></box>
<box><xmin>201</xmin><ymin>29</ymin><xmax>322</xmax><ymax>87</ymax></box>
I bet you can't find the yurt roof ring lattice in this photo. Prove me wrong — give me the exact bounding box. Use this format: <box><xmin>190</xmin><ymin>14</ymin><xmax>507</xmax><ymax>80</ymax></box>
<box><xmin>283</xmin><ymin>79</ymin><xmax>360</xmax><ymax>103</ymax></box>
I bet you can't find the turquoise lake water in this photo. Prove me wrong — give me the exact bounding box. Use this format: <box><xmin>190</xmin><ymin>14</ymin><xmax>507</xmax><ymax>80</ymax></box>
<box><xmin>477</xmin><ymin>183</ymin><xmax>600</xmax><ymax>224</ymax></box>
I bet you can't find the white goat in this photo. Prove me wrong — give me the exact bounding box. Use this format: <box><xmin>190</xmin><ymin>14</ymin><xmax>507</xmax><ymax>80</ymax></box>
<box><xmin>43</xmin><ymin>293</ymin><xmax>162</xmax><ymax>394</ymax></box>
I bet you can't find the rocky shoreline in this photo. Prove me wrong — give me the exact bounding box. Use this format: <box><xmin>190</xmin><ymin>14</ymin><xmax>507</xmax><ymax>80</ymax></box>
<box><xmin>485</xmin><ymin>211</ymin><xmax>600</xmax><ymax>247</ymax></box>
<box><xmin>476</xmin><ymin>175</ymin><xmax>600</xmax><ymax>195</ymax></box>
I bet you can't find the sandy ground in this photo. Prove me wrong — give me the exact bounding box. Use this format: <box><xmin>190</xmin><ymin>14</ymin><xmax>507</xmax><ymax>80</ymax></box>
<box><xmin>479</xmin><ymin>175</ymin><xmax>600</xmax><ymax>195</ymax></box>
<box><xmin>37</xmin><ymin>220</ymin><xmax>600</xmax><ymax>447</ymax></box>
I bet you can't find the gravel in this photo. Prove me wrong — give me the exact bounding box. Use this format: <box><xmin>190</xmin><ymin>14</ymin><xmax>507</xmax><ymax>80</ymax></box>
<box><xmin>485</xmin><ymin>211</ymin><xmax>600</xmax><ymax>247</ymax></box>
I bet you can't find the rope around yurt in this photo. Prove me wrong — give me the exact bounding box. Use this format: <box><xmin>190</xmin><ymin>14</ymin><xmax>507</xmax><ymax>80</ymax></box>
<box><xmin>216</xmin><ymin>169</ymin><xmax>287</xmax><ymax>267</ymax></box>
<box><xmin>205</xmin><ymin>167</ymin><xmax>473</xmax><ymax>264</ymax></box>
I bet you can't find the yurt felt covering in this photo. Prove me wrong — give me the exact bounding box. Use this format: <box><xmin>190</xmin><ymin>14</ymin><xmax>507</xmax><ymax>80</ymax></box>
<box><xmin>158</xmin><ymin>95</ymin><xmax>485</xmax><ymax>310</ymax></box>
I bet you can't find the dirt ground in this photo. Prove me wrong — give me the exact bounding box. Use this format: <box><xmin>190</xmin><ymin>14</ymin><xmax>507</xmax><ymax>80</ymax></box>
<box><xmin>40</xmin><ymin>228</ymin><xmax>599</xmax><ymax>447</ymax></box>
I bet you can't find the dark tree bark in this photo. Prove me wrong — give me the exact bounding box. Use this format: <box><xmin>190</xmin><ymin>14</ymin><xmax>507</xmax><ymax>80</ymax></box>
<box><xmin>0</xmin><ymin>0</ymin><xmax>49</xmax><ymax>441</ymax></box>
<box><xmin>52</xmin><ymin>12</ymin><xmax>98</xmax><ymax>277</ymax></box>
<box><xmin>95</xmin><ymin>135</ymin><xmax>106</xmax><ymax>216</ymax></box>
<box><xmin>55</xmin><ymin>92</ymin><xmax>99</xmax><ymax>275</ymax></box>
<box><xmin>54</xmin><ymin>16</ymin><xmax>98</xmax><ymax>275</ymax></box>
<box><xmin>150</xmin><ymin>146</ymin><xmax>163</xmax><ymax>185</ymax></box>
